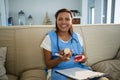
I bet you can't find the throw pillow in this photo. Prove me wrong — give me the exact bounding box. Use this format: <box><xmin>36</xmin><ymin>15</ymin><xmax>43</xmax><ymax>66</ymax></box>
<box><xmin>0</xmin><ymin>47</ymin><xmax>8</xmax><ymax>80</ymax></box>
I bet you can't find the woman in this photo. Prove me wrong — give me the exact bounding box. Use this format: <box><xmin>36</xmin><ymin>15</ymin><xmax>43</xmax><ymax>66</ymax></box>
<box><xmin>40</xmin><ymin>8</ymin><xmax>108</xmax><ymax>80</ymax></box>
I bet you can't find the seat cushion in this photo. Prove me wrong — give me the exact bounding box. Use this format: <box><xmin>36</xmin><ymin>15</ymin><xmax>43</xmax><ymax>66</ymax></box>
<box><xmin>20</xmin><ymin>70</ymin><xmax>46</xmax><ymax>80</ymax></box>
<box><xmin>0</xmin><ymin>47</ymin><xmax>8</xmax><ymax>80</ymax></box>
<box><xmin>7</xmin><ymin>74</ymin><xmax>18</xmax><ymax>80</ymax></box>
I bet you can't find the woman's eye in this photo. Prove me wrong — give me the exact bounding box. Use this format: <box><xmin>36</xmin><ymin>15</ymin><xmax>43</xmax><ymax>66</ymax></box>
<box><xmin>65</xmin><ymin>18</ymin><xmax>70</xmax><ymax>21</ymax></box>
<box><xmin>57</xmin><ymin>18</ymin><xmax>70</xmax><ymax>21</ymax></box>
<box><xmin>58</xmin><ymin>18</ymin><xmax>62</xmax><ymax>21</ymax></box>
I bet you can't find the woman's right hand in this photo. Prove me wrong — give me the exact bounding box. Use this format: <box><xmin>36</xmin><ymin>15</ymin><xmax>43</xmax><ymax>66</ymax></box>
<box><xmin>58</xmin><ymin>50</ymin><xmax>72</xmax><ymax>61</ymax></box>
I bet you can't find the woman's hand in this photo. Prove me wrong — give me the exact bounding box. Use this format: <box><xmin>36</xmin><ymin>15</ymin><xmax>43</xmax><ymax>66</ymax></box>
<box><xmin>58</xmin><ymin>49</ymin><xmax>72</xmax><ymax>61</ymax></box>
<box><xmin>73</xmin><ymin>54</ymin><xmax>88</xmax><ymax>63</ymax></box>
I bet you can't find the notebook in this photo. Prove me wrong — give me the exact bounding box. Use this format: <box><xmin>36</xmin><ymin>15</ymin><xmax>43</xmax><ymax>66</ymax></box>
<box><xmin>56</xmin><ymin>67</ymin><xmax>108</xmax><ymax>80</ymax></box>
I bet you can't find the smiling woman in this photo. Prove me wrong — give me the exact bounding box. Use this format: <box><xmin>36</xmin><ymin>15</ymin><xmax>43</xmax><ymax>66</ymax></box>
<box><xmin>40</xmin><ymin>8</ymin><xmax>89</xmax><ymax>80</ymax></box>
<box><xmin>40</xmin><ymin>8</ymin><xmax>110</xmax><ymax>80</ymax></box>
<box><xmin>40</xmin><ymin>8</ymin><xmax>86</xmax><ymax>80</ymax></box>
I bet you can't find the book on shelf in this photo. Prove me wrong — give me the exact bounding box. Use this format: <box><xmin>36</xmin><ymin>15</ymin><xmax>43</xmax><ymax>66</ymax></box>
<box><xmin>56</xmin><ymin>67</ymin><xmax>108</xmax><ymax>80</ymax></box>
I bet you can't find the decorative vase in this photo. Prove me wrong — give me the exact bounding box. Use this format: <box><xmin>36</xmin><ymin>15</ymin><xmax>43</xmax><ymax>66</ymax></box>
<box><xmin>18</xmin><ymin>10</ymin><xmax>25</xmax><ymax>25</ymax></box>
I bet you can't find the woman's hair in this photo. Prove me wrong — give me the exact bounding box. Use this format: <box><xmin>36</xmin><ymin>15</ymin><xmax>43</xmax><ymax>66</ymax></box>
<box><xmin>55</xmin><ymin>8</ymin><xmax>73</xmax><ymax>35</ymax></box>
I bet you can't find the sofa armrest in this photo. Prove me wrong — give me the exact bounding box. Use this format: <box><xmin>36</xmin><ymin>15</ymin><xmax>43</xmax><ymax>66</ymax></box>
<box><xmin>91</xmin><ymin>60</ymin><xmax>120</xmax><ymax>80</ymax></box>
<box><xmin>20</xmin><ymin>69</ymin><xmax>46</xmax><ymax>80</ymax></box>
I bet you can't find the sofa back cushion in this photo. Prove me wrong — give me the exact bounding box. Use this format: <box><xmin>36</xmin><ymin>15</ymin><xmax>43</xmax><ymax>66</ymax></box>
<box><xmin>15</xmin><ymin>27</ymin><xmax>54</xmax><ymax>75</ymax></box>
<box><xmin>0</xmin><ymin>28</ymin><xmax>16</xmax><ymax>75</ymax></box>
<box><xmin>81</xmin><ymin>24</ymin><xmax>120</xmax><ymax>66</ymax></box>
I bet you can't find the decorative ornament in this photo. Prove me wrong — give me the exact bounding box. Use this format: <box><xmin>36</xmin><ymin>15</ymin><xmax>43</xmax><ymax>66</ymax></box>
<box><xmin>43</xmin><ymin>12</ymin><xmax>52</xmax><ymax>25</ymax></box>
<box><xmin>27</xmin><ymin>14</ymin><xmax>33</xmax><ymax>25</ymax></box>
<box><xmin>18</xmin><ymin>10</ymin><xmax>25</xmax><ymax>25</ymax></box>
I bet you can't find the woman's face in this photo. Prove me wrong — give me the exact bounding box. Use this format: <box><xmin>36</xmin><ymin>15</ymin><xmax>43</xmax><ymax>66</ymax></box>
<box><xmin>56</xmin><ymin>12</ymin><xmax>72</xmax><ymax>32</ymax></box>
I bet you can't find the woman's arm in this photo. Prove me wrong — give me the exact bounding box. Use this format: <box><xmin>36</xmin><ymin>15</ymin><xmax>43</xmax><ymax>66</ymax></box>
<box><xmin>43</xmin><ymin>48</ymin><xmax>62</xmax><ymax>69</ymax></box>
<box><xmin>41</xmin><ymin>35</ymin><xmax>62</xmax><ymax>69</ymax></box>
<box><xmin>43</xmin><ymin>48</ymin><xmax>72</xmax><ymax>69</ymax></box>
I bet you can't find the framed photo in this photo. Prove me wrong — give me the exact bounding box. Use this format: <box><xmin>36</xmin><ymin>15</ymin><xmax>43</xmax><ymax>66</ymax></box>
<box><xmin>70</xmin><ymin>10</ymin><xmax>80</xmax><ymax>17</ymax></box>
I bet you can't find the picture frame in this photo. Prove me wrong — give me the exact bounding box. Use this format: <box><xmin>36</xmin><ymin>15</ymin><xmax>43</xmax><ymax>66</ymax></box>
<box><xmin>70</xmin><ymin>10</ymin><xmax>80</xmax><ymax>17</ymax></box>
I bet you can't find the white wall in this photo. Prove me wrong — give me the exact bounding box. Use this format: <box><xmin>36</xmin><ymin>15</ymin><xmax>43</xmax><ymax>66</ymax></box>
<box><xmin>9</xmin><ymin>0</ymin><xmax>82</xmax><ymax>25</ymax></box>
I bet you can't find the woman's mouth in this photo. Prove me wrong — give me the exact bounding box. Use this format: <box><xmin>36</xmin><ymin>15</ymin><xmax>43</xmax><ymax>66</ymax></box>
<box><xmin>61</xmin><ymin>25</ymin><xmax>67</xmax><ymax>28</ymax></box>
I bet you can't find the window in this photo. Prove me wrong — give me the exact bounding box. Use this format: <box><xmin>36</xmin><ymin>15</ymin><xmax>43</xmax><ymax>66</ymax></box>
<box><xmin>89</xmin><ymin>7</ymin><xmax>94</xmax><ymax>24</ymax></box>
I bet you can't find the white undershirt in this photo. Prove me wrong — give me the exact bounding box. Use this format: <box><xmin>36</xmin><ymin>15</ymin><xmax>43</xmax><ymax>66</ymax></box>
<box><xmin>40</xmin><ymin>33</ymin><xmax>83</xmax><ymax>51</ymax></box>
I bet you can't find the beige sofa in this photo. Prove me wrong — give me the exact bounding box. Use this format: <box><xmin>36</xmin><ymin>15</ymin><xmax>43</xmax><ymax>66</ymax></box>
<box><xmin>0</xmin><ymin>24</ymin><xmax>120</xmax><ymax>80</ymax></box>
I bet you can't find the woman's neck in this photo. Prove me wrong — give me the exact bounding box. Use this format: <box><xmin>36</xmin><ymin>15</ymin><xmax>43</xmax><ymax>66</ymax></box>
<box><xmin>58</xmin><ymin>31</ymin><xmax>70</xmax><ymax>41</ymax></box>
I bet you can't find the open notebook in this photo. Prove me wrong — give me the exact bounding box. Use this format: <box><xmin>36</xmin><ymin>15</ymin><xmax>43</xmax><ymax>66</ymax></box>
<box><xmin>56</xmin><ymin>67</ymin><xmax>108</xmax><ymax>80</ymax></box>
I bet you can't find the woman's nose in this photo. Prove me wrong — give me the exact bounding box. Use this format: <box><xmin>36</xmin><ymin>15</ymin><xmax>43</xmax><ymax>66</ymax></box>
<box><xmin>61</xmin><ymin>19</ymin><xmax>66</xmax><ymax>23</ymax></box>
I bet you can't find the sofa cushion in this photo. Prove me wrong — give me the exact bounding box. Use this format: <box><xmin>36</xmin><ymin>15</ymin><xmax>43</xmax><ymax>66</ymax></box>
<box><xmin>0</xmin><ymin>47</ymin><xmax>8</xmax><ymax>80</ymax></box>
<box><xmin>20</xmin><ymin>70</ymin><xmax>46</xmax><ymax>80</ymax></box>
<box><xmin>7</xmin><ymin>74</ymin><xmax>18</xmax><ymax>80</ymax></box>
<box><xmin>92</xmin><ymin>60</ymin><xmax>120</xmax><ymax>80</ymax></box>
<box><xmin>81</xmin><ymin>25</ymin><xmax>120</xmax><ymax>66</ymax></box>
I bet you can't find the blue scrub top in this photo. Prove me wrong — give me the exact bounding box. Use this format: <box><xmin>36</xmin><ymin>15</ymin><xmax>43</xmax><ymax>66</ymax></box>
<box><xmin>48</xmin><ymin>30</ymin><xmax>90</xmax><ymax>80</ymax></box>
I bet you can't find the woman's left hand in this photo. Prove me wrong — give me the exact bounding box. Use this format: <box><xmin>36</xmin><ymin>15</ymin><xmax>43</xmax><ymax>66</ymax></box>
<box><xmin>73</xmin><ymin>54</ymin><xmax>88</xmax><ymax>63</ymax></box>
